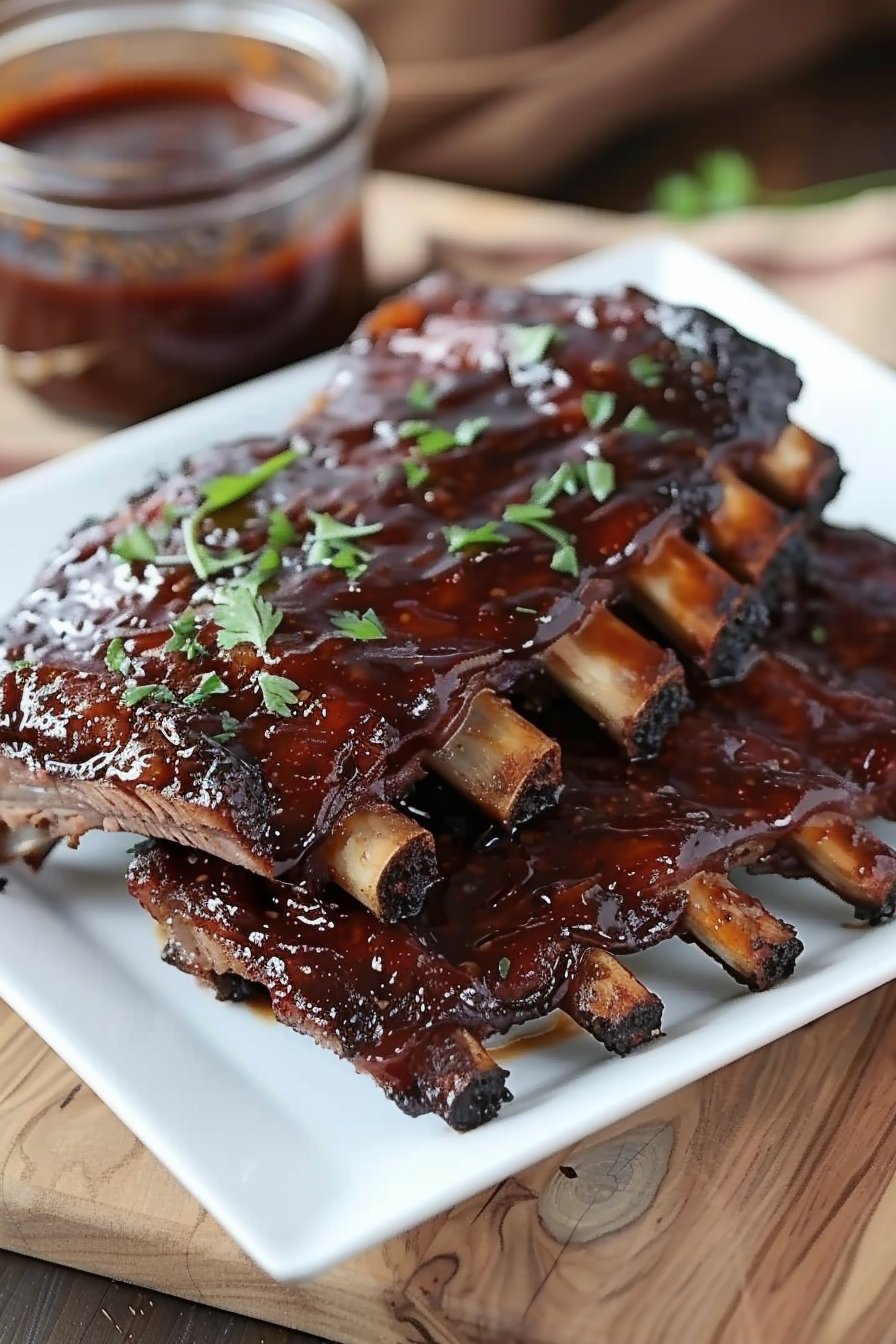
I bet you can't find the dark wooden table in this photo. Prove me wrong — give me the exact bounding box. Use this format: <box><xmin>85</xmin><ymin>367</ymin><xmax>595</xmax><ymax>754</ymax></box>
<box><xmin>3</xmin><ymin>31</ymin><xmax>896</xmax><ymax>1344</ymax></box>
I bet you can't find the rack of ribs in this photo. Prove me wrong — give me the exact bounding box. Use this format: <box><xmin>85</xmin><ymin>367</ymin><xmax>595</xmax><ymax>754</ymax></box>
<box><xmin>3</xmin><ymin>273</ymin><xmax>891</xmax><ymax>1129</ymax></box>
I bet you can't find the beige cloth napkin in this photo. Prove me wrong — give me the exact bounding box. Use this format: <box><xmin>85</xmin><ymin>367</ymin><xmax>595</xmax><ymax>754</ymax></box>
<box><xmin>342</xmin><ymin>0</ymin><xmax>896</xmax><ymax>191</ymax></box>
<box><xmin>2</xmin><ymin>172</ymin><xmax>895</xmax><ymax>476</ymax></box>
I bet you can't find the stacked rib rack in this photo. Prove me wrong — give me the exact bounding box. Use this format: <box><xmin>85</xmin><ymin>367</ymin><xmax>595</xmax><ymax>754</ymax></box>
<box><xmin>2</xmin><ymin>275</ymin><xmax>895</xmax><ymax>1130</ymax></box>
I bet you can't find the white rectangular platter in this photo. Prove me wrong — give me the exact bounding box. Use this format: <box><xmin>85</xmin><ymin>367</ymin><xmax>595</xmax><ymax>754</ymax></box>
<box><xmin>1</xmin><ymin>237</ymin><xmax>896</xmax><ymax>1281</ymax></box>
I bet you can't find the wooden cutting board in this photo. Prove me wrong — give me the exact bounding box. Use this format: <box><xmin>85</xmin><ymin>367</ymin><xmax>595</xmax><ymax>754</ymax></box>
<box><xmin>4</xmin><ymin>986</ymin><xmax>896</xmax><ymax>1344</ymax></box>
<box><xmin>5</xmin><ymin>171</ymin><xmax>896</xmax><ymax>1344</ymax></box>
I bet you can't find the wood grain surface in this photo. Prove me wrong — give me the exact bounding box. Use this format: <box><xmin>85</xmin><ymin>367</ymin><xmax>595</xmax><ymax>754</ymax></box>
<box><xmin>4</xmin><ymin>986</ymin><xmax>896</xmax><ymax>1344</ymax></box>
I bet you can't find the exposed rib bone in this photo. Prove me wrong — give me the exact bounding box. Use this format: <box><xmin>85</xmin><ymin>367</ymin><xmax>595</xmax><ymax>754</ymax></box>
<box><xmin>390</xmin><ymin>1027</ymin><xmax>511</xmax><ymax>1131</ymax></box>
<box><xmin>789</xmin><ymin>813</ymin><xmax>896</xmax><ymax>923</ymax></box>
<box><xmin>704</xmin><ymin>468</ymin><xmax>802</xmax><ymax>587</ymax></box>
<box><xmin>544</xmin><ymin>606</ymin><xmax>688</xmax><ymax>757</ymax></box>
<box><xmin>561</xmin><ymin>947</ymin><xmax>663</xmax><ymax>1053</ymax></box>
<box><xmin>427</xmin><ymin>691</ymin><xmax>562</xmax><ymax>827</ymax></box>
<box><xmin>753</xmin><ymin>424</ymin><xmax>842</xmax><ymax>512</ymax></box>
<box><xmin>629</xmin><ymin>533</ymin><xmax>768</xmax><ymax>679</ymax></box>
<box><xmin>679</xmin><ymin>871</ymin><xmax>803</xmax><ymax>990</ymax></box>
<box><xmin>319</xmin><ymin>805</ymin><xmax>437</xmax><ymax>923</ymax></box>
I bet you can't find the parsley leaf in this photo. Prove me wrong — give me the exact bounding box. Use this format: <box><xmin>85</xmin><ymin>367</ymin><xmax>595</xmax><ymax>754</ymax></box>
<box><xmin>329</xmin><ymin>608</ymin><xmax>387</xmax><ymax>641</ymax></box>
<box><xmin>501</xmin><ymin>503</ymin><xmax>579</xmax><ymax>577</ymax></box>
<box><xmin>628</xmin><ymin>354</ymin><xmax>665</xmax><ymax>388</ymax></box>
<box><xmin>397</xmin><ymin>419</ymin><xmax>432</xmax><ymax>440</ymax></box>
<box><xmin>443</xmin><ymin>522</ymin><xmax>509</xmax><ymax>553</ymax></box>
<box><xmin>622</xmin><ymin>406</ymin><xmax>659</xmax><ymax>434</ymax></box>
<box><xmin>404</xmin><ymin>458</ymin><xmax>430</xmax><ymax>489</ymax></box>
<box><xmin>810</xmin><ymin>625</ymin><xmax>828</xmax><ymax>645</ymax></box>
<box><xmin>660</xmin><ymin>428</ymin><xmax>692</xmax><ymax>443</ymax></box>
<box><xmin>214</xmin><ymin>586</ymin><xmax>283</xmax><ymax>654</ymax></box>
<box><xmin>407</xmin><ymin>378</ymin><xmax>437</xmax><ymax>412</ymax></box>
<box><xmin>211</xmin><ymin>711</ymin><xmax>241</xmax><ymax>744</ymax></box>
<box><xmin>454</xmin><ymin>416</ymin><xmax>490</xmax><ymax>447</ymax></box>
<box><xmin>505</xmin><ymin>323</ymin><xmax>562</xmax><ymax>366</ymax></box>
<box><xmin>257</xmin><ymin>671</ymin><xmax>302</xmax><ymax>716</ymax></box>
<box><xmin>583</xmin><ymin>459</ymin><xmax>616</xmax><ymax>503</ymax></box>
<box><xmin>183</xmin><ymin>671</ymin><xmax>230</xmax><ymax>706</ymax></box>
<box><xmin>10</xmin><ymin>659</ymin><xmax>34</xmax><ymax>672</ymax></box>
<box><xmin>417</xmin><ymin>428</ymin><xmax>457</xmax><ymax>457</ymax></box>
<box><xmin>503</xmin><ymin>502</ymin><xmax>554</xmax><ymax>526</ymax></box>
<box><xmin>123</xmin><ymin>684</ymin><xmax>178</xmax><ymax>708</ymax></box>
<box><xmin>305</xmin><ymin>512</ymin><xmax>383</xmax><ymax>582</ymax></box>
<box><xmin>196</xmin><ymin>446</ymin><xmax>300</xmax><ymax>515</ymax></box>
<box><xmin>581</xmin><ymin>390</ymin><xmax>616</xmax><ymax>430</ymax></box>
<box><xmin>531</xmin><ymin>463</ymin><xmax>582</xmax><ymax>508</ymax></box>
<box><xmin>111</xmin><ymin>523</ymin><xmax>157</xmax><ymax>564</ymax></box>
<box><xmin>105</xmin><ymin>637</ymin><xmax>131</xmax><ymax>674</ymax></box>
<box><xmin>497</xmin><ymin>956</ymin><xmax>512</xmax><ymax>980</ymax></box>
<box><xmin>165</xmin><ymin>611</ymin><xmax>203</xmax><ymax>661</ymax></box>
<box><xmin>245</xmin><ymin>545</ymin><xmax>283</xmax><ymax>591</ymax></box>
<box><xmin>182</xmin><ymin>445</ymin><xmax>300</xmax><ymax>580</ymax></box>
<box><xmin>267</xmin><ymin>509</ymin><xmax>297</xmax><ymax>549</ymax></box>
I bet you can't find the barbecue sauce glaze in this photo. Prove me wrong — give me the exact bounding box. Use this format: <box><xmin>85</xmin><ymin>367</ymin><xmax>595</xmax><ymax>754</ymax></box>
<box><xmin>0</xmin><ymin>280</ymin><xmax>802</xmax><ymax>875</ymax></box>
<box><xmin>129</xmin><ymin>524</ymin><xmax>896</xmax><ymax>1081</ymax></box>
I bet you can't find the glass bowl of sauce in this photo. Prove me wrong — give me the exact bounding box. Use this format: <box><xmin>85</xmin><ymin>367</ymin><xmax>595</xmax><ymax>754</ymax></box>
<box><xmin>0</xmin><ymin>0</ymin><xmax>385</xmax><ymax>423</ymax></box>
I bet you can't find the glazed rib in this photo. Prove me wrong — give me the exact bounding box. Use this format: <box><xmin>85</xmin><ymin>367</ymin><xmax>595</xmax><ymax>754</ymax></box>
<box><xmin>0</xmin><ymin>276</ymin><xmax>808</xmax><ymax>896</ymax></box>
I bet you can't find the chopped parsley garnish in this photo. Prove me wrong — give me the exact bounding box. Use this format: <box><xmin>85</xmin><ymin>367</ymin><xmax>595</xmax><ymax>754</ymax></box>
<box><xmin>443</xmin><ymin>522</ymin><xmax>509</xmax><ymax>554</ymax></box>
<box><xmin>810</xmin><ymin>625</ymin><xmax>828</xmax><ymax>645</ymax></box>
<box><xmin>305</xmin><ymin>512</ymin><xmax>383</xmax><ymax>582</ymax></box>
<box><xmin>329</xmin><ymin>608</ymin><xmax>387</xmax><ymax>641</ymax></box>
<box><xmin>453</xmin><ymin>416</ymin><xmax>490</xmax><ymax>447</ymax></box>
<box><xmin>628</xmin><ymin>354</ymin><xmax>665</xmax><ymax>388</ymax></box>
<box><xmin>407</xmin><ymin>378</ymin><xmax>437</xmax><ymax>412</ymax></box>
<box><xmin>246</xmin><ymin>545</ymin><xmax>283</xmax><ymax>591</ymax></box>
<box><xmin>515</xmin><ymin>606</ymin><xmax>538</xmax><ymax>615</ymax></box>
<box><xmin>165</xmin><ymin>611</ymin><xmax>203</xmax><ymax>661</ymax></box>
<box><xmin>183</xmin><ymin>671</ymin><xmax>230</xmax><ymax>707</ymax></box>
<box><xmin>257</xmin><ymin>671</ymin><xmax>302</xmax><ymax>717</ymax></box>
<box><xmin>404</xmin><ymin>458</ymin><xmax>430</xmax><ymax>489</ymax></box>
<box><xmin>182</xmin><ymin>445</ymin><xmax>300</xmax><ymax>580</ymax></box>
<box><xmin>161</xmin><ymin>502</ymin><xmax>188</xmax><ymax>526</ymax></box>
<box><xmin>416</xmin><ymin>428</ymin><xmax>457</xmax><ymax>456</ymax></box>
<box><xmin>622</xmin><ymin>406</ymin><xmax>659</xmax><ymax>434</ymax></box>
<box><xmin>583</xmin><ymin>459</ymin><xmax>616</xmax><ymax>503</ymax></box>
<box><xmin>505</xmin><ymin>322</ymin><xmax>562</xmax><ymax>366</ymax></box>
<box><xmin>531</xmin><ymin>463</ymin><xmax>582</xmax><ymax>507</ymax></box>
<box><xmin>397</xmin><ymin>419</ymin><xmax>432</xmax><ymax>440</ymax></box>
<box><xmin>10</xmin><ymin>660</ymin><xmax>33</xmax><ymax>672</ymax></box>
<box><xmin>503</xmin><ymin>502</ymin><xmax>554</xmax><ymax>527</ymax></box>
<box><xmin>104</xmin><ymin>637</ymin><xmax>131</xmax><ymax>674</ymax></box>
<box><xmin>111</xmin><ymin>523</ymin><xmax>157</xmax><ymax>564</ymax></box>
<box><xmin>214</xmin><ymin>586</ymin><xmax>283</xmax><ymax>654</ymax></box>
<box><xmin>581</xmin><ymin>390</ymin><xmax>616</xmax><ymax>430</ymax></box>
<box><xmin>497</xmin><ymin>956</ymin><xmax>512</xmax><ymax>980</ymax></box>
<box><xmin>267</xmin><ymin>509</ymin><xmax>297</xmax><ymax>549</ymax></box>
<box><xmin>211</xmin><ymin>711</ymin><xmax>241</xmax><ymax>745</ymax></box>
<box><xmin>660</xmin><ymin>428</ymin><xmax>692</xmax><ymax>443</ymax></box>
<box><xmin>122</xmin><ymin>684</ymin><xmax>178</xmax><ymax>708</ymax></box>
<box><xmin>501</xmin><ymin>502</ymin><xmax>579</xmax><ymax>577</ymax></box>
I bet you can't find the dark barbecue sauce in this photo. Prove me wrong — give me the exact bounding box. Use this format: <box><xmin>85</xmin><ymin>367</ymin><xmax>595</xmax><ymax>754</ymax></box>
<box><xmin>0</xmin><ymin>281</ymin><xmax>802</xmax><ymax>877</ymax></box>
<box><xmin>0</xmin><ymin>76</ymin><xmax>365</xmax><ymax>422</ymax></box>
<box><xmin>129</xmin><ymin>524</ymin><xmax>896</xmax><ymax>1085</ymax></box>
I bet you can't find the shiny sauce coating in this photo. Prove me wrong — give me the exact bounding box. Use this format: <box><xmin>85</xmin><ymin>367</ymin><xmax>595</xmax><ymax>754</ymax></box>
<box><xmin>0</xmin><ymin>281</ymin><xmax>800</xmax><ymax>875</ymax></box>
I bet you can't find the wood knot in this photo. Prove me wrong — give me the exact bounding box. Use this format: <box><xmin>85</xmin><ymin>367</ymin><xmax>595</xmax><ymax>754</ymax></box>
<box><xmin>538</xmin><ymin>1121</ymin><xmax>674</xmax><ymax>1244</ymax></box>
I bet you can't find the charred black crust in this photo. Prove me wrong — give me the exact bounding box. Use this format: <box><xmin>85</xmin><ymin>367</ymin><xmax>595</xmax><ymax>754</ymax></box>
<box><xmin>446</xmin><ymin>1072</ymin><xmax>512</xmax><ymax>1132</ymax></box>
<box><xmin>850</xmin><ymin>887</ymin><xmax>896</xmax><ymax>926</ymax></box>
<box><xmin>506</xmin><ymin>750</ymin><xmax>564</xmax><ymax>829</ymax></box>
<box><xmin>683</xmin><ymin>930</ymin><xmax>804</xmax><ymax>991</ymax></box>
<box><xmin>629</xmin><ymin>676</ymin><xmax>691</xmax><ymax>759</ymax></box>
<box><xmin>757</xmin><ymin>529</ymin><xmax>809</xmax><ymax>611</ymax></box>
<box><xmin>588</xmin><ymin>998</ymin><xmax>664</xmax><ymax>1056</ymax></box>
<box><xmin>704</xmin><ymin>590</ymin><xmax>770</xmax><ymax>682</ymax></box>
<box><xmin>379</xmin><ymin>833</ymin><xmax>439</xmax><ymax>922</ymax></box>
<box><xmin>212</xmin><ymin>972</ymin><xmax>262</xmax><ymax>1003</ymax></box>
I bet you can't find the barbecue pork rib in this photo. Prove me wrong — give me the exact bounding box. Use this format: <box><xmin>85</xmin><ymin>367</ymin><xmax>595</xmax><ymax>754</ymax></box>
<box><xmin>0</xmin><ymin>278</ymin><xmax>814</xmax><ymax>911</ymax></box>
